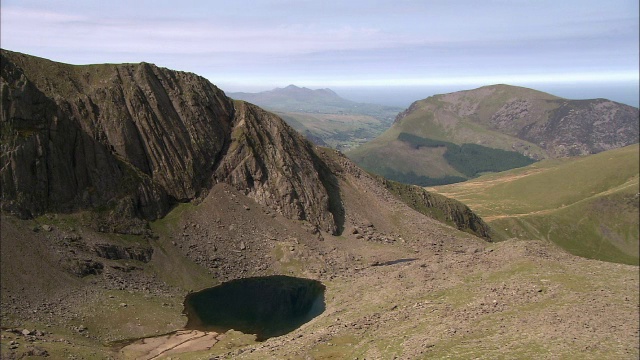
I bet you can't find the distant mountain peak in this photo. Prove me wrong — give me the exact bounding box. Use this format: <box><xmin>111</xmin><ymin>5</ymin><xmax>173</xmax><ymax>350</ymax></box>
<box><xmin>228</xmin><ymin>84</ymin><xmax>356</xmax><ymax>111</ymax></box>
<box><xmin>278</xmin><ymin>84</ymin><xmax>334</xmax><ymax>95</ymax></box>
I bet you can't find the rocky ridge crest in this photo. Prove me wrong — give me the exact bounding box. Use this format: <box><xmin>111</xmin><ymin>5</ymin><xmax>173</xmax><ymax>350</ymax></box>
<box><xmin>0</xmin><ymin>50</ymin><xmax>338</xmax><ymax>232</ymax></box>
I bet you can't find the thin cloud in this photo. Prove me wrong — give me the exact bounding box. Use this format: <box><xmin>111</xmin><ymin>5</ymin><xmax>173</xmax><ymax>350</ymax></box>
<box><xmin>1</xmin><ymin>6</ymin><xmax>414</xmax><ymax>60</ymax></box>
<box><xmin>1</xmin><ymin>0</ymin><xmax>637</xmax><ymax>102</ymax></box>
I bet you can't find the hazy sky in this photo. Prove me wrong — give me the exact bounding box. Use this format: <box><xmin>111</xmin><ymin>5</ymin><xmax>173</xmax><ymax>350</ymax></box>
<box><xmin>1</xmin><ymin>0</ymin><xmax>638</xmax><ymax>105</ymax></box>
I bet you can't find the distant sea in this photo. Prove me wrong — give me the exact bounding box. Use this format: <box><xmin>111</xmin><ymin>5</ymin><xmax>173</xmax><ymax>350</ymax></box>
<box><xmin>332</xmin><ymin>82</ymin><xmax>639</xmax><ymax>108</ymax></box>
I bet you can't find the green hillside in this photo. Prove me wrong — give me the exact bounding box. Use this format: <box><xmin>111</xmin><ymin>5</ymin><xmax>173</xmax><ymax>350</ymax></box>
<box><xmin>429</xmin><ymin>144</ymin><xmax>640</xmax><ymax>265</ymax></box>
<box><xmin>348</xmin><ymin>84</ymin><xmax>639</xmax><ymax>186</ymax></box>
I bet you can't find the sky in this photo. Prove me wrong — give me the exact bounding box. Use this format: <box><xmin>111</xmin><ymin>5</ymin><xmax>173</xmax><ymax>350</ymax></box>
<box><xmin>1</xmin><ymin>0</ymin><xmax>638</xmax><ymax>106</ymax></box>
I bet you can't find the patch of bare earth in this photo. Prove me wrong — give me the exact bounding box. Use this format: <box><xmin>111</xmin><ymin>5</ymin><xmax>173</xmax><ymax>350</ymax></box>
<box><xmin>120</xmin><ymin>330</ymin><xmax>221</xmax><ymax>359</ymax></box>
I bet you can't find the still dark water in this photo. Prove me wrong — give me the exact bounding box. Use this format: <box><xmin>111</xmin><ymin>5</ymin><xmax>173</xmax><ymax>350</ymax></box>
<box><xmin>183</xmin><ymin>275</ymin><xmax>325</xmax><ymax>341</ymax></box>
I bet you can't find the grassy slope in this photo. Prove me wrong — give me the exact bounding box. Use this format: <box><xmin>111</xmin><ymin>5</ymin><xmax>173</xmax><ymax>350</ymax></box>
<box><xmin>347</xmin><ymin>85</ymin><xmax>558</xmax><ymax>181</ymax></box>
<box><xmin>0</xmin><ymin>211</ymin><xmax>214</xmax><ymax>360</ymax></box>
<box><xmin>430</xmin><ymin>144</ymin><xmax>640</xmax><ymax>265</ymax></box>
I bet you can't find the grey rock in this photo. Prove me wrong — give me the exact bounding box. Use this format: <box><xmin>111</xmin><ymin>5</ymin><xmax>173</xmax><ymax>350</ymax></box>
<box><xmin>93</xmin><ymin>243</ymin><xmax>153</xmax><ymax>262</ymax></box>
<box><xmin>24</xmin><ymin>346</ymin><xmax>49</xmax><ymax>357</ymax></box>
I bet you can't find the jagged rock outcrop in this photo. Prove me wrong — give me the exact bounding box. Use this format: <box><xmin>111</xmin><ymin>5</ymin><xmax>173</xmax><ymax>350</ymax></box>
<box><xmin>514</xmin><ymin>99</ymin><xmax>640</xmax><ymax>157</ymax></box>
<box><xmin>0</xmin><ymin>49</ymin><xmax>337</xmax><ymax>232</ymax></box>
<box><xmin>214</xmin><ymin>102</ymin><xmax>338</xmax><ymax>233</ymax></box>
<box><xmin>93</xmin><ymin>243</ymin><xmax>154</xmax><ymax>263</ymax></box>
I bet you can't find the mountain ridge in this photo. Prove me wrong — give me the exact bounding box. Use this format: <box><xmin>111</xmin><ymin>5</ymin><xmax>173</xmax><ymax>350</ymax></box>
<box><xmin>393</xmin><ymin>84</ymin><xmax>639</xmax><ymax>157</ymax></box>
<box><xmin>229</xmin><ymin>84</ymin><xmax>364</xmax><ymax>112</ymax></box>
<box><xmin>348</xmin><ymin>84</ymin><xmax>639</xmax><ymax>185</ymax></box>
<box><xmin>0</xmin><ymin>49</ymin><xmax>489</xmax><ymax>237</ymax></box>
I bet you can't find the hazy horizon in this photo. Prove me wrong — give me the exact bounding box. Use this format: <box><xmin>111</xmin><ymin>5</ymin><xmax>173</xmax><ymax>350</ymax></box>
<box><xmin>1</xmin><ymin>0</ymin><xmax>638</xmax><ymax>109</ymax></box>
<box><xmin>223</xmin><ymin>82</ymin><xmax>640</xmax><ymax>108</ymax></box>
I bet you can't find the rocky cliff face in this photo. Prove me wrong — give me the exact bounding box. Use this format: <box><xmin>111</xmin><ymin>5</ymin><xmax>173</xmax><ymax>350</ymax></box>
<box><xmin>213</xmin><ymin>101</ymin><xmax>340</xmax><ymax>233</ymax></box>
<box><xmin>1</xmin><ymin>53</ymin><xmax>170</xmax><ymax>220</ymax></box>
<box><xmin>0</xmin><ymin>50</ymin><xmax>337</xmax><ymax>233</ymax></box>
<box><xmin>515</xmin><ymin>99</ymin><xmax>640</xmax><ymax>157</ymax></box>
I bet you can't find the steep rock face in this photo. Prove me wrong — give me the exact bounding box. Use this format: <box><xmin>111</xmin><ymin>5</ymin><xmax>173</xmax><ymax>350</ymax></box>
<box><xmin>1</xmin><ymin>50</ymin><xmax>337</xmax><ymax>232</ymax></box>
<box><xmin>517</xmin><ymin>99</ymin><xmax>640</xmax><ymax>157</ymax></box>
<box><xmin>214</xmin><ymin>101</ymin><xmax>338</xmax><ymax>233</ymax></box>
<box><xmin>1</xmin><ymin>54</ymin><xmax>171</xmax><ymax>219</ymax></box>
<box><xmin>1</xmin><ymin>51</ymin><xmax>234</xmax><ymax>202</ymax></box>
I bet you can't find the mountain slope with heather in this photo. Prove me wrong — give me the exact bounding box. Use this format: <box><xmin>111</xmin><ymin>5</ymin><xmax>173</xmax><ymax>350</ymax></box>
<box><xmin>1</xmin><ymin>51</ymin><xmax>638</xmax><ymax>360</ymax></box>
<box><xmin>348</xmin><ymin>84</ymin><xmax>639</xmax><ymax>185</ymax></box>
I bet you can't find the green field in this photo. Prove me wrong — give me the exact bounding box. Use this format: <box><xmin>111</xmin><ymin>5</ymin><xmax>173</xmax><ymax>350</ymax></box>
<box><xmin>430</xmin><ymin>144</ymin><xmax>640</xmax><ymax>265</ymax></box>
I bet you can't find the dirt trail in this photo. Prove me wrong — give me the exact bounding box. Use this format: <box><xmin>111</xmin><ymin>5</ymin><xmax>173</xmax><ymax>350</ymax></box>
<box><xmin>120</xmin><ymin>330</ymin><xmax>220</xmax><ymax>359</ymax></box>
<box><xmin>482</xmin><ymin>208</ymin><xmax>560</xmax><ymax>221</ymax></box>
<box><xmin>427</xmin><ymin>167</ymin><xmax>548</xmax><ymax>196</ymax></box>
<box><xmin>481</xmin><ymin>177</ymin><xmax>639</xmax><ymax>221</ymax></box>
